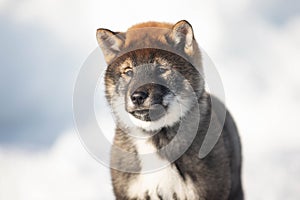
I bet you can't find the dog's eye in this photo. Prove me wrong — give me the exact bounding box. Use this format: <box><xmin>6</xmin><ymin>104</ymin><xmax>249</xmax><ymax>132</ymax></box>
<box><xmin>124</xmin><ymin>69</ymin><xmax>133</xmax><ymax>77</ymax></box>
<box><xmin>156</xmin><ymin>67</ymin><xmax>168</xmax><ymax>74</ymax></box>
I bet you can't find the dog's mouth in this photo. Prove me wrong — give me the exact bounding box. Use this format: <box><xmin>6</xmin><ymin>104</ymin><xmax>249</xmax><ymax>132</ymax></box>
<box><xmin>130</xmin><ymin>105</ymin><xmax>167</xmax><ymax>121</ymax></box>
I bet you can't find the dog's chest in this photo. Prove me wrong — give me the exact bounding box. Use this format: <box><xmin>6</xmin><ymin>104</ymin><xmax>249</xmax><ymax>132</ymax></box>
<box><xmin>127</xmin><ymin>138</ymin><xmax>198</xmax><ymax>200</ymax></box>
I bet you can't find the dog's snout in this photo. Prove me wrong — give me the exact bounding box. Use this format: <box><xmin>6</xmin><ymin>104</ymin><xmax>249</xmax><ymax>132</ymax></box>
<box><xmin>131</xmin><ymin>91</ymin><xmax>148</xmax><ymax>105</ymax></box>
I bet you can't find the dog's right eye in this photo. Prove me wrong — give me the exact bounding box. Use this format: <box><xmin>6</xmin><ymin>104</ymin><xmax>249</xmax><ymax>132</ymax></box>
<box><xmin>124</xmin><ymin>69</ymin><xmax>133</xmax><ymax>77</ymax></box>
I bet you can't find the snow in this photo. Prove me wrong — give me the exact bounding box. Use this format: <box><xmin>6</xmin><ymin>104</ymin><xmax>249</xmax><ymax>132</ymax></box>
<box><xmin>0</xmin><ymin>132</ymin><xmax>114</xmax><ymax>200</ymax></box>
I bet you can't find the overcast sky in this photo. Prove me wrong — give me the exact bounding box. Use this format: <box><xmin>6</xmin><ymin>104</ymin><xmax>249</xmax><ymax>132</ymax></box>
<box><xmin>0</xmin><ymin>0</ymin><xmax>300</xmax><ymax>199</ymax></box>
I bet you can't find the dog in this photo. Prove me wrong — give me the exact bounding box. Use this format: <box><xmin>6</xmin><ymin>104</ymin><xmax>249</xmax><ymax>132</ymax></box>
<box><xmin>96</xmin><ymin>20</ymin><xmax>243</xmax><ymax>200</ymax></box>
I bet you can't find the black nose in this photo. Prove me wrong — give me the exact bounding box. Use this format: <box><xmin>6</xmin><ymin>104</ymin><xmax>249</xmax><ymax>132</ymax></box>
<box><xmin>131</xmin><ymin>91</ymin><xmax>148</xmax><ymax>105</ymax></box>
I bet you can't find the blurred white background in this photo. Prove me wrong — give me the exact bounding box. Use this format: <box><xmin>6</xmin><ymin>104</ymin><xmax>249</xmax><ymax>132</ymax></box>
<box><xmin>0</xmin><ymin>0</ymin><xmax>300</xmax><ymax>199</ymax></box>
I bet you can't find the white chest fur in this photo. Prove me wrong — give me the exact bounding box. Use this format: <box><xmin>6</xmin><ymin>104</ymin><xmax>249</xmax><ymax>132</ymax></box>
<box><xmin>128</xmin><ymin>137</ymin><xmax>198</xmax><ymax>200</ymax></box>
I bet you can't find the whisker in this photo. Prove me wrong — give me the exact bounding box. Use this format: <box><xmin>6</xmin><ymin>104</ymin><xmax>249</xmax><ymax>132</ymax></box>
<box><xmin>178</xmin><ymin>103</ymin><xmax>191</xmax><ymax>111</ymax></box>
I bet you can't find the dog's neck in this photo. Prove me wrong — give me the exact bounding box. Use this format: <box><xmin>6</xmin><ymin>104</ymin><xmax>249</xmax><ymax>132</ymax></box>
<box><xmin>131</xmin><ymin>91</ymin><xmax>211</xmax><ymax>160</ymax></box>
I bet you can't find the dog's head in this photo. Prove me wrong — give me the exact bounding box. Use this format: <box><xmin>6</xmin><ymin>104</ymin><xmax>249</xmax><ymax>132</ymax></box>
<box><xmin>97</xmin><ymin>20</ymin><xmax>204</xmax><ymax>131</ymax></box>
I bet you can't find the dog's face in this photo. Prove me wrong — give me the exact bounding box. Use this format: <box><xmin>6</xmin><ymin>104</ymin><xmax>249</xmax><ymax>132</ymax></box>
<box><xmin>97</xmin><ymin>21</ymin><xmax>204</xmax><ymax>131</ymax></box>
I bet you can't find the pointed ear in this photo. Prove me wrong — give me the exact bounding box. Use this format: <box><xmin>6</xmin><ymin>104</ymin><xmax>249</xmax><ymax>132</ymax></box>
<box><xmin>170</xmin><ymin>20</ymin><xmax>195</xmax><ymax>55</ymax></box>
<box><xmin>96</xmin><ymin>28</ymin><xmax>125</xmax><ymax>64</ymax></box>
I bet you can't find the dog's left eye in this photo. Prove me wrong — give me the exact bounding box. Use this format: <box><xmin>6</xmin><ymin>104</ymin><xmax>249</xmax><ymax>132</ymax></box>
<box><xmin>156</xmin><ymin>67</ymin><xmax>168</xmax><ymax>74</ymax></box>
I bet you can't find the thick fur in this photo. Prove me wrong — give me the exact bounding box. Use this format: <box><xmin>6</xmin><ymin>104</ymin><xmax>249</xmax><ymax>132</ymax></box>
<box><xmin>97</xmin><ymin>20</ymin><xmax>243</xmax><ymax>200</ymax></box>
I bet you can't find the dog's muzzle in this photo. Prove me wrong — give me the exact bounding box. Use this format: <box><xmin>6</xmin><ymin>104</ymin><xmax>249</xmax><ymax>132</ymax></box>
<box><xmin>130</xmin><ymin>104</ymin><xmax>166</xmax><ymax>121</ymax></box>
<box><xmin>127</xmin><ymin>84</ymin><xmax>172</xmax><ymax>121</ymax></box>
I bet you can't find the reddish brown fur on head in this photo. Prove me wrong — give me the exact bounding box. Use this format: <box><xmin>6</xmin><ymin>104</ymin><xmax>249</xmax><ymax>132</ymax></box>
<box><xmin>96</xmin><ymin>20</ymin><xmax>202</xmax><ymax>69</ymax></box>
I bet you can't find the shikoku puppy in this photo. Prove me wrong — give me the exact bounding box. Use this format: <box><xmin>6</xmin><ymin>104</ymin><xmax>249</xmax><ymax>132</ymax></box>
<box><xmin>96</xmin><ymin>20</ymin><xmax>243</xmax><ymax>200</ymax></box>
